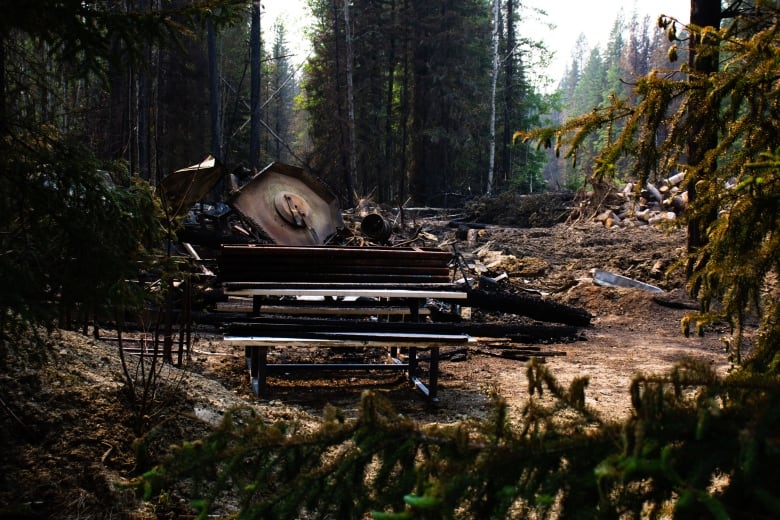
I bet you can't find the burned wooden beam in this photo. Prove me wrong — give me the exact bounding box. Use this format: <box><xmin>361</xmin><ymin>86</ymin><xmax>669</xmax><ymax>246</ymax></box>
<box><xmin>464</xmin><ymin>289</ymin><xmax>593</xmax><ymax>327</ymax></box>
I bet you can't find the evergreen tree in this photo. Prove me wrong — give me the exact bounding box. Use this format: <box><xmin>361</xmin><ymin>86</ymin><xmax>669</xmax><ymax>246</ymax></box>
<box><xmin>267</xmin><ymin>21</ymin><xmax>296</xmax><ymax>163</ymax></box>
<box><xmin>0</xmin><ymin>0</ymin><xmax>243</xmax><ymax>330</ymax></box>
<box><xmin>567</xmin><ymin>47</ymin><xmax>606</xmax><ymax>177</ymax></box>
<box><xmin>302</xmin><ymin>0</ymin><xmax>550</xmax><ymax>207</ymax></box>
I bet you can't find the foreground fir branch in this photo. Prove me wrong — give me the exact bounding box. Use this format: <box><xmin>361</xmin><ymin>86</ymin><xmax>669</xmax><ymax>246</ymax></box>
<box><xmin>135</xmin><ymin>359</ymin><xmax>780</xmax><ymax>519</ymax></box>
<box><xmin>136</xmin><ymin>360</ymin><xmax>616</xmax><ymax>519</ymax></box>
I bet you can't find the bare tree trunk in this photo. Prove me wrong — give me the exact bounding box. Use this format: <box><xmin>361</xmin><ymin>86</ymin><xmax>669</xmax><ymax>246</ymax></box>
<box><xmin>383</xmin><ymin>0</ymin><xmax>397</xmax><ymax>203</ymax></box>
<box><xmin>343</xmin><ymin>0</ymin><xmax>358</xmax><ymax>207</ymax></box>
<box><xmin>137</xmin><ymin>68</ymin><xmax>151</xmax><ymax>181</ymax></box>
<box><xmin>502</xmin><ymin>0</ymin><xmax>515</xmax><ymax>183</ymax></box>
<box><xmin>137</xmin><ymin>0</ymin><xmax>152</xmax><ymax>181</ymax></box>
<box><xmin>208</xmin><ymin>19</ymin><xmax>222</xmax><ymax>162</ymax></box>
<box><xmin>486</xmin><ymin>0</ymin><xmax>499</xmax><ymax>195</ymax></box>
<box><xmin>0</xmin><ymin>37</ymin><xmax>6</xmax><ymax>136</ymax></box>
<box><xmin>249</xmin><ymin>1</ymin><xmax>261</xmax><ymax>171</ymax></box>
<box><xmin>108</xmin><ymin>2</ymin><xmax>128</xmax><ymax>163</ymax></box>
<box><xmin>686</xmin><ymin>0</ymin><xmax>720</xmax><ymax>283</ymax></box>
<box><xmin>397</xmin><ymin>0</ymin><xmax>411</xmax><ymax>208</ymax></box>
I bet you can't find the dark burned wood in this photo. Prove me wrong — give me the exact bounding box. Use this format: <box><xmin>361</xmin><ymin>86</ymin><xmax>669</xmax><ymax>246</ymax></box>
<box><xmin>217</xmin><ymin>244</ymin><xmax>589</xmax><ymax>401</ymax></box>
<box><xmin>223</xmin><ymin>282</ymin><xmax>462</xmax><ymax>291</ymax></box>
<box><xmin>222</xmin><ymin>272</ymin><xmax>451</xmax><ymax>283</ymax></box>
<box><xmin>218</xmin><ymin>244</ymin><xmax>455</xmax><ymax>284</ymax></box>
<box><xmin>471</xmin><ymin>348</ymin><xmax>560</xmax><ymax>361</ymax></box>
<box><xmin>224</xmin><ymin>317</ymin><xmax>581</xmax><ymax>342</ymax></box>
<box><xmin>465</xmin><ymin>289</ymin><xmax>593</xmax><ymax>327</ymax></box>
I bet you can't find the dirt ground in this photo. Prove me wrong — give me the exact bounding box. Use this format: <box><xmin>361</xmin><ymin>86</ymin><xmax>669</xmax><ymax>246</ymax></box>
<box><xmin>198</xmin><ymin>220</ymin><xmax>732</xmax><ymax>423</ymax></box>
<box><xmin>0</xmin><ymin>217</ymin><xmax>739</xmax><ymax>519</ymax></box>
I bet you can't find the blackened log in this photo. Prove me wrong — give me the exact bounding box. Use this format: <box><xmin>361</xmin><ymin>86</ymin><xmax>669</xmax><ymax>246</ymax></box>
<box><xmin>464</xmin><ymin>289</ymin><xmax>592</xmax><ymax>327</ymax></box>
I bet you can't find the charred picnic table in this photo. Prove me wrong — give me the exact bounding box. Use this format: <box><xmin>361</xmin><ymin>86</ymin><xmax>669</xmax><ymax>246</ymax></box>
<box><xmin>218</xmin><ymin>244</ymin><xmax>470</xmax><ymax>400</ymax></box>
<box><xmin>217</xmin><ymin>244</ymin><xmax>592</xmax><ymax>401</ymax></box>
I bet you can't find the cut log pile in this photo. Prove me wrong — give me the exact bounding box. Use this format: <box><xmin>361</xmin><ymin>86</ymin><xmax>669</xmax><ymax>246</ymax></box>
<box><xmin>593</xmin><ymin>172</ymin><xmax>687</xmax><ymax>229</ymax></box>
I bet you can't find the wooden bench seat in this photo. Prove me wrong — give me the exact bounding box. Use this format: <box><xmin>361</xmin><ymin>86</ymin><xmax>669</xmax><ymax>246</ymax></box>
<box><xmin>216</xmin><ymin>299</ymin><xmax>432</xmax><ymax>318</ymax></box>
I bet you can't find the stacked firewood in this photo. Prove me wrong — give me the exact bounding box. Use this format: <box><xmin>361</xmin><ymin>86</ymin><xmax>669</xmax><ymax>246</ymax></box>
<box><xmin>594</xmin><ymin>172</ymin><xmax>687</xmax><ymax>228</ymax></box>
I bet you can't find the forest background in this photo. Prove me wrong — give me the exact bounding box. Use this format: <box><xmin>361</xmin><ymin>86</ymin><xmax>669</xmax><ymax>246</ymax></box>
<box><xmin>2</xmin><ymin>0</ymin><xmax>686</xmax><ymax>209</ymax></box>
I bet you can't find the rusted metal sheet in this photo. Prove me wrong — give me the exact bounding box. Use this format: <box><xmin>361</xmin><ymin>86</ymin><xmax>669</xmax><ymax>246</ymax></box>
<box><xmin>158</xmin><ymin>156</ymin><xmax>224</xmax><ymax>217</ymax></box>
<box><xmin>228</xmin><ymin>162</ymin><xmax>343</xmax><ymax>246</ymax></box>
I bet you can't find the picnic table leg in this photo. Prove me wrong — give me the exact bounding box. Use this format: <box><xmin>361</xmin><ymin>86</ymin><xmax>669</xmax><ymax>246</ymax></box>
<box><xmin>408</xmin><ymin>299</ymin><xmax>420</xmax><ymax>321</ymax></box>
<box><xmin>408</xmin><ymin>347</ymin><xmax>418</xmax><ymax>384</ymax></box>
<box><xmin>247</xmin><ymin>346</ymin><xmax>268</xmax><ymax>396</ymax></box>
<box><xmin>429</xmin><ymin>347</ymin><xmax>439</xmax><ymax>400</ymax></box>
<box><xmin>257</xmin><ymin>347</ymin><xmax>268</xmax><ymax>396</ymax></box>
<box><xmin>252</xmin><ymin>295</ymin><xmax>268</xmax><ymax>316</ymax></box>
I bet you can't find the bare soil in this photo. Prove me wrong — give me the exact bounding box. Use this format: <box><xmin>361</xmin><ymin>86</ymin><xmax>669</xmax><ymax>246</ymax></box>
<box><xmin>200</xmin><ymin>220</ymin><xmax>732</xmax><ymax>423</ymax></box>
<box><xmin>0</xmin><ymin>219</ymin><xmax>737</xmax><ymax>519</ymax></box>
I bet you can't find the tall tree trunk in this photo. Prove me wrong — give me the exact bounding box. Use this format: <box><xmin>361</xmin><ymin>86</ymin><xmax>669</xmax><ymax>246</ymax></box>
<box><xmin>397</xmin><ymin>0</ymin><xmax>411</xmax><ymax>207</ymax></box>
<box><xmin>0</xmin><ymin>37</ymin><xmax>6</xmax><ymax>136</ymax></box>
<box><xmin>137</xmin><ymin>65</ymin><xmax>152</xmax><ymax>181</ymax></box>
<box><xmin>686</xmin><ymin>0</ymin><xmax>721</xmax><ymax>281</ymax></box>
<box><xmin>408</xmin><ymin>37</ymin><xmax>430</xmax><ymax>205</ymax></box>
<box><xmin>486</xmin><ymin>0</ymin><xmax>499</xmax><ymax>195</ymax></box>
<box><xmin>249</xmin><ymin>1</ymin><xmax>261</xmax><ymax>171</ymax></box>
<box><xmin>328</xmin><ymin>0</ymin><xmax>353</xmax><ymax>206</ymax></box>
<box><xmin>136</xmin><ymin>0</ymin><xmax>152</xmax><ymax>182</ymax></box>
<box><xmin>108</xmin><ymin>24</ymin><xmax>127</xmax><ymax>161</ymax></box>
<box><xmin>343</xmin><ymin>0</ymin><xmax>357</xmax><ymax>207</ymax></box>
<box><xmin>502</xmin><ymin>0</ymin><xmax>515</xmax><ymax>184</ymax></box>
<box><xmin>382</xmin><ymin>0</ymin><xmax>397</xmax><ymax>203</ymax></box>
<box><xmin>208</xmin><ymin>19</ymin><xmax>222</xmax><ymax>162</ymax></box>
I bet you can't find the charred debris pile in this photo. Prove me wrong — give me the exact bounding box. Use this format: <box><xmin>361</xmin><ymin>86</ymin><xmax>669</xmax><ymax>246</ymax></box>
<box><xmin>161</xmin><ymin>160</ymin><xmax>592</xmax><ymax>342</ymax></box>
